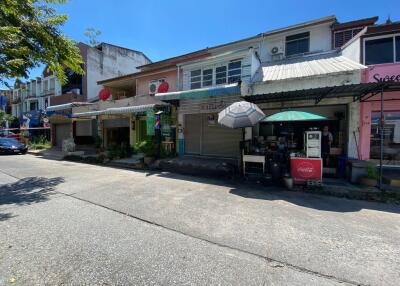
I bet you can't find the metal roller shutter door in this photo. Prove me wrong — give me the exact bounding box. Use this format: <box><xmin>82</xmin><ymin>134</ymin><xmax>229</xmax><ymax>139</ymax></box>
<box><xmin>184</xmin><ymin>114</ymin><xmax>201</xmax><ymax>155</ymax></box>
<box><xmin>201</xmin><ymin>114</ymin><xmax>241</xmax><ymax>157</ymax></box>
<box><xmin>76</xmin><ymin>120</ymin><xmax>92</xmax><ymax>136</ymax></box>
<box><xmin>55</xmin><ymin>123</ymin><xmax>70</xmax><ymax>147</ymax></box>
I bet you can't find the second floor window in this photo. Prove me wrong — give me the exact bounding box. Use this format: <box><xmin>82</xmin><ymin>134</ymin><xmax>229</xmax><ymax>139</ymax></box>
<box><xmin>202</xmin><ymin>69</ymin><xmax>213</xmax><ymax>87</ymax></box>
<box><xmin>286</xmin><ymin>32</ymin><xmax>310</xmax><ymax>56</ymax></box>
<box><xmin>334</xmin><ymin>28</ymin><xmax>363</xmax><ymax>49</ymax></box>
<box><xmin>216</xmin><ymin>66</ymin><xmax>227</xmax><ymax>85</ymax></box>
<box><xmin>228</xmin><ymin>61</ymin><xmax>241</xmax><ymax>83</ymax></box>
<box><xmin>365</xmin><ymin>36</ymin><xmax>400</xmax><ymax>65</ymax></box>
<box><xmin>190</xmin><ymin>69</ymin><xmax>201</xmax><ymax>89</ymax></box>
<box><xmin>189</xmin><ymin>60</ymin><xmax>242</xmax><ymax>89</ymax></box>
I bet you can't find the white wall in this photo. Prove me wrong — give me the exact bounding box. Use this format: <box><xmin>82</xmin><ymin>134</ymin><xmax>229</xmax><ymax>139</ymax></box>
<box><xmin>347</xmin><ymin>101</ymin><xmax>360</xmax><ymax>159</ymax></box>
<box><xmin>181</xmin><ymin>48</ymin><xmax>255</xmax><ymax>90</ymax></box>
<box><xmin>86</xmin><ymin>44</ymin><xmax>151</xmax><ymax>101</ymax></box>
<box><xmin>341</xmin><ymin>37</ymin><xmax>361</xmax><ymax>63</ymax></box>
<box><xmin>259</xmin><ymin>23</ymin><xmax>333</xmax><ymax>63</ymax></box>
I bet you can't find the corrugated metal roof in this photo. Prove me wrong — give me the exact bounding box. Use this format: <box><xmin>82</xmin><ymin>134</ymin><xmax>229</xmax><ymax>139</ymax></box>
<box><xmin>261</xmin><ymin>53</ymin><xmax>366</xmax><ymax>82</ymax></box>
<box><xmin>46</xmin><ymin>102</ymin><xmax>93</xmax><ymax>112</ymax></box>
<box><xmin>103</xmin><ymin>104</ymin><xmax>155</xmax><ymax>115</ymax></box>
<box><xmin>73</xmin><ymin>110</ymin><xmax>104</xmax><ymax>117</ymax></box>
<box><xmin>245</xmin><ymin>82</ymin><xmax>400</xmax><ymax>104</ymax></box>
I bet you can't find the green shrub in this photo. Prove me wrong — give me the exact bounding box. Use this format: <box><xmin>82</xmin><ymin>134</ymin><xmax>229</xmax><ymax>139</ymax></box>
<box><xmin>134</xmin><ymin>140</ymin><xmax>156</xmax><ymax>157</ymax></box>
<box><xmin>28</xmin><ymin>135</ymin><xmax>51</xmax><ymax>150</ymax></box>
<box><xmin>365</xmin><ymin>163</ymin><xmax>378</xmax><ymax>180</ymax></box>
<box><xmin>106</xmin><ymin>143</ymin><xmax>132</xmax><ymax>160</ymax></box>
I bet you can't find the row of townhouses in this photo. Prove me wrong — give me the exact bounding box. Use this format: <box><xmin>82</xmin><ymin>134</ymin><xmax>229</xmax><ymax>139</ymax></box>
<box><xmin>10</xmin><ymin>42</ymin><xmax>150</xmax><ymax>128</ymax></box>
<box><xmin>9</xmin><ymin>16</ymin><xmax>400</xmax><ymax>170</ymax></box>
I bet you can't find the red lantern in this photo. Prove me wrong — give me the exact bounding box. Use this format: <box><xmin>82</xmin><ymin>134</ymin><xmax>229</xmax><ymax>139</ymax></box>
<box><xmin>99</xmin><ymin>88</ymin><xmax>111</xmax><ymax>101</ymax></box>
<box><xmin>157</xmin><ymin>82</ymin><xmax>169</xmax><ymax>93</ymax></box>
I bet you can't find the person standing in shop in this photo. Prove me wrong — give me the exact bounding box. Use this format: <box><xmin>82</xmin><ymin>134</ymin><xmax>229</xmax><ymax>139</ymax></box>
<box><xmin>321</xmin><ymin>125</ymin><xmax>333</xmax><ymax>167</ymax></box>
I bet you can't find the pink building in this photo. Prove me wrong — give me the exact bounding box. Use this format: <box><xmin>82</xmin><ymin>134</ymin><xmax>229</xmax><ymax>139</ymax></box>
<box><xmin>359</xmin><ymin>22</ymin><xmax>400</xmax><ymax>161</ymax></box>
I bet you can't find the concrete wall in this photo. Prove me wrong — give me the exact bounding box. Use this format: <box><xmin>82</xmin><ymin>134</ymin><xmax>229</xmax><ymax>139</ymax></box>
<box><xmin>136</xmin><ymin>69</ymin><xmax>177</xmax><ymax>96</ymax></box>
<box><xmin>85</xmin><ymin>44</ymin><xmax>151</xmax><ymax>101</ymax></box>
<box><xmin>341</xmin><ymin>37</ymin><xmax>361</xmax><ymax>63</ymax></box>
<box><xmin>181</xmin><ymin>49</ymin><xmax>253</xmax><ymax>90</ymax></box>
<box><xmin>259</xmin><ymin>22</ymin><xmax>333</xmax><ymax>63</ymax></box>
<box><xmin>50</xmin><ymin>93</ymin><xmax>86</xmax><ymax>106</ymax></box>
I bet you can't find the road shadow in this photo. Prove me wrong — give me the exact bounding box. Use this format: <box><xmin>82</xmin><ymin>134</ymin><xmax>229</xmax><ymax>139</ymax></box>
<box><xmin>144</xmin><ymin>170</ymin><xmax>400</xmax><ymax>214</ymax></box>
<box><xmin>0</xmin><ymin>212</ymin><xmax>15</xmax><ymax>221</ymax></box>
<box><xmin>229</xmin><ymin>185</ymin><xmax>400</xmax><ymax>214</ymax></box>
<box><xmin>0</xmin><ymin>176</ymin><xmax>64</xmax><ymax>208</ymax></box>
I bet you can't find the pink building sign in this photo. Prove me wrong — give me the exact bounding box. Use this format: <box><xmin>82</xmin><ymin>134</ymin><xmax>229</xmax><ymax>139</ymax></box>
<box><xmin>359</xmin><ymin>63</ymin><xmax>400</xmax><ymax>160</ymax></box>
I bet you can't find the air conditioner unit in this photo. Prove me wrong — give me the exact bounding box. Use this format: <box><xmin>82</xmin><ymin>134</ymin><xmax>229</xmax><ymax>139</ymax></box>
<box><xmin>269</xmin><ymin>43</ymin><xmax>285</xmax><ymax>61</ymax></box>
<box><xmin>149</xmin><ymin>79</ymin><xmax>165</xmax><ymax>94</ymax></box>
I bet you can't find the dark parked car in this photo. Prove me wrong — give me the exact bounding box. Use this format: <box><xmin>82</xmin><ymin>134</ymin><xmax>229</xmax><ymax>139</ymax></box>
<box><xmin>0</xmin><ymin>138</ymin><xmax>28</xmax><ymax>155</ymax></box>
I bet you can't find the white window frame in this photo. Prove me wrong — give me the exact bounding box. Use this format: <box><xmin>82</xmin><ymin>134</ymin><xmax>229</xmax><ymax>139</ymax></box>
<box><xmin>188</xmin><ymin>59</ymin><xmax>242</xmax><ymax>90</ymax></box>
<box><xmin>363</xmin><ymin>33</ymin><xmax>400</xmax><ymax>65</ymax></box>
<box><xmin>285</xmin><ymin>32</ymin><xmax>310</xmax><ymax>57</ymax></box>
<box><xmin>190</xmin><ymin>69</ymin><xmax>202</xmax><ymax>89</ymax></box>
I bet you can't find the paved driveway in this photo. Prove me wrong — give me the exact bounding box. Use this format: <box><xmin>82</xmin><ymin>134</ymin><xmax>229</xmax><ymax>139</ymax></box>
<box><xmin>0</xmin><ymin>155</ymin><xmax>399</xmax><ymax>285</ymax></box>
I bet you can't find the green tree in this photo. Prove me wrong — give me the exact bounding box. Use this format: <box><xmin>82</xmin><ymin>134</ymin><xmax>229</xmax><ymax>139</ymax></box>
<box><xmin>84</xmin><ymin>27</ymin><xmax>102</xmax><ymax>47</ymax></box>
<box><xmin>0</xmin><ymin>0</ymin><xmax>84</xmax><ymax>87</ymax></box>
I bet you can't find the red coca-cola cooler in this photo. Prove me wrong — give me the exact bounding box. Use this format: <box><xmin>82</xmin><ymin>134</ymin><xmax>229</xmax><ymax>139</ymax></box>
<box><xmin>290</xmin><ymin>157</ymin><xmax>322</xmax><ymax>184</ymax></box>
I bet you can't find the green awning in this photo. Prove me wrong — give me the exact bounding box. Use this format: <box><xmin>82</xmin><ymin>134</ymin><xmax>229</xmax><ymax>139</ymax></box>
<box><xmin>263</xmin><ymin>111</ymin><xmax>327</xmax><ymax>122</ymax></box>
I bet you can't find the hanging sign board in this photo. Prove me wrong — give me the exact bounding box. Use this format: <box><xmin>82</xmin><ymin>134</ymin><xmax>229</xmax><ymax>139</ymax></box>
<box><xmin>146</xmin><ymin>110</ymin><xmax>155</xmax><ymax>136</ymax></box>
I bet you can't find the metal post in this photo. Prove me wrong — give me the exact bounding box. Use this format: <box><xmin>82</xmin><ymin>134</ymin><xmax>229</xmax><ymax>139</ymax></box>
<box><xmin>379</xmin><ymin>88</ymin><xmax>384</xmax><ymax>190</ymax></box>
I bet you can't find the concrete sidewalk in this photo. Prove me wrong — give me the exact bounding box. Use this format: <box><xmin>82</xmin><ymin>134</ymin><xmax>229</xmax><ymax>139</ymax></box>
<box><xmin>28</xmin><ymin>148</ymin><xmax>66</xmax><ymax>160</ymax></box>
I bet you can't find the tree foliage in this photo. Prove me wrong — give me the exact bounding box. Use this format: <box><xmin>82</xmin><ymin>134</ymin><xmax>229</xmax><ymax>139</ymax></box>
<box><xmin>0</xmin><ymin>0</ymin><xmax>84</xmax><ymax>87</ymax></box>
<box><xmin>84</xmin><ymin>27</ymin><xmax>101</xmax><ymax>47</ymax></box>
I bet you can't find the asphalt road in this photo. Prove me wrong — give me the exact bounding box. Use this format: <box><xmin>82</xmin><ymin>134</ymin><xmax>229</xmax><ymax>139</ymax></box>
<box><xmin>0</xmin><ymin>155</ymin><xmax>399</xmax><ymax>285</ymax></box>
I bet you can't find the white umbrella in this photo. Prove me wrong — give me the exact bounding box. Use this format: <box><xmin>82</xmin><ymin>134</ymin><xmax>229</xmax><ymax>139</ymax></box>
<box><xmin>218</xmin><ymin>101</ymin><xmax>265</xmax><ymax>129</ymax></box>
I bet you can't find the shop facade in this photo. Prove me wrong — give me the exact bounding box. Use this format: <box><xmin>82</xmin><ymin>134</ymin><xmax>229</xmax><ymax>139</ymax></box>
<box><xmin>155</xmin><ymin>84</ymin><xmax>244</xmax><ymax>158</ymax></box>
<box><xmin>47</xmin><ymin>103</ymin><xmax>95</xmax><ymax>148</ymax></box>
<box><xmin>179</xmin><ymin>94</ymin><xmax>242</xmax><ymax>158</ymax></box>
<box><xmin>359</xmin><ymin>63</ymin><xmax>400</xmax><ymax>161</ymax></box>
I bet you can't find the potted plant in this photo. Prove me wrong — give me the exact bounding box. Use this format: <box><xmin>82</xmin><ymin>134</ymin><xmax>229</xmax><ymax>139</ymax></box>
<box><xmin>359</xmin><ymin>163</ymin><xmax>378</xmax><ymax>187</ymax></box>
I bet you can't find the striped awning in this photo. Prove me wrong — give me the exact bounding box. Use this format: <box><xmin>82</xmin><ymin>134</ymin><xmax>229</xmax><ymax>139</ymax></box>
<box><xmin>46</xmin><ymin>102</ymin><xmax>94</xmax><ymax>112</ymax></box>
<box><xmin>155</xmin><ymin>83</ymin><xmax>240</xmax><ymax>100</ymax></box>
<box><xmin>103</xmin><ymin>104</ymin><xmax>156</xmax><ymax>115</ymax></box>
<box><xmin>72</xmin><ymin>104</ymin><xmax>158</xmax><ymax>117</ymax></box>
<box><xmin>72</xmin><ymin>110</ymin><xmax>104</xmax><ymax>117</ymax></box>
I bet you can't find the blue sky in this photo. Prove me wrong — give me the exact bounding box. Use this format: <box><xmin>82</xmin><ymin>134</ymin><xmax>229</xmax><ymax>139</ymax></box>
<box><xmin>3</xmin><ymin>0</ymin><xmax>400</xmax><ymax>88</ymax></box>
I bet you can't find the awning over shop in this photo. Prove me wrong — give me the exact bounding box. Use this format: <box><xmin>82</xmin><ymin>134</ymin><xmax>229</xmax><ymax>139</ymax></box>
<box><xmin>72</xmin><ymin>94</ymin><xmax>169</xmax><ymax>117</ymax></box>
<box><xmin>249</xmin><ymin>52</ymin><xmax>367</xmax><ymax>96</ymax></box>
<box><xmin>261</xmin><ymin>53</ymin><xmax>366</xmax><ymax>82</ymax></box>
<box><xmin>103</xmin><ymin>104</ymin><xmax>156</xmax><ymax>115</ymax></box>
<box><xmin>245</xmin><ymin>82</ymin><xmax>400</xmax><ymax>104</ymax></box>
<box><xmin>72</xmin><ymin>110</ymin><xmax>104</xmax><ymax>117</ymax></box>
<box><xmin>155</xmin><ymin>83</ymin><xmax>240</xmax><ymax>100</ymax></box>
<box><xmin>46</xmin><ymin>102</ymin><xmax>93</xmax><ymax>112</ymax></box>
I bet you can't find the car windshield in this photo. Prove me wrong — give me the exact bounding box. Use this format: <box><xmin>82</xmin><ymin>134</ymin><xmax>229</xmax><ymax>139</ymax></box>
<box><xmin>0</xmin><ymin>138</ymin><xmax>19</xmax><ymax>145</ymax></box>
